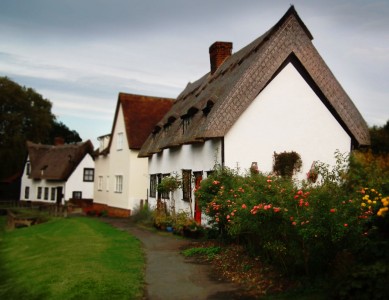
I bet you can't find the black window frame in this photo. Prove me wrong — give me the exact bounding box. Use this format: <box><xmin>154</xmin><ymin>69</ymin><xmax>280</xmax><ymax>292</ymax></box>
<box><xmin>83</xmin><ymin>168</ymin><xmax>95</xmax><ymax>182</ymax></box>
<box><xmin>37</xmin><ymin>187</ymin><xmax>42</xmax><ymax>199</ymax></box>
<box><xmin>182</xmin><ymin>169</ymin><xmax>192</xmax><ymax>202</ymax></box>
<box><xmin>150</xmin><ymin>174</ymin><xmax>157</xmax><ymax>198</ymax></box>
<box><xmin>72</xmin><ymin>191</ymin><xmax>82</xmax><ymax>199</ymax></box>
<box><xmin>44</xmin><ymin>187</ymin><xmax>49</xmax><ymax>200</ymax></box>
<box><xmin>50</xmin><ymin>187</ymin><xmax>56</xmax><ymax>201</ymax></box>
<box><xmin>24</xmin><ymin>186</ymin><xmax>30</xmax><ymax>199</ymax></box>
<box><xmin>26</xmin><ymin>162</ymin><xmax>31</xmax><ymax>176</ymax></box>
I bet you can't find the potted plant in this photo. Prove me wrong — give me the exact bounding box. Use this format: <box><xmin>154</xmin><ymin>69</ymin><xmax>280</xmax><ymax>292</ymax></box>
<box><xmin>157</xmin><ymin>174</ymin><xmax>182</xmax><ymax>217</ymax></box>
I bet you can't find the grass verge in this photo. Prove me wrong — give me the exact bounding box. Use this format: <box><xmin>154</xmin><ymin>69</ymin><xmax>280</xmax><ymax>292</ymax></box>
<box><xmin>0</xmin><ymin>216</ymin><xmax>144</xmax><ymax>299</ymax></box>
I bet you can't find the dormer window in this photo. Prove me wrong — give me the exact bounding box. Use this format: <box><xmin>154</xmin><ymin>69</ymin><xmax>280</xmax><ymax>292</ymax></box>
<box><xmin>152</xmin><ymin>126</ymin><xmax>161</xmax><ymax>135</ymax></box>
<box><xmin>182</xmin><ymin>116</ymin><xmax>191</xmax><ymax>134</ymax></box>
<box><xmin>181</xmin><ymin>107</ymin><xmax>198</xmax><ymax>133</ymax></box>
<box><xmin>202</xmin><ymin>100</ymin><xmax>214</xmax><ymax>116</ymax></box>
<box><xmin>26</xmin><ymin>162</ymin><xmax>31</xmax><ymax>175</ymax></box>
<box><xmin>164</xmin><ymin>116</ymin><xmax>176</xmax><ymax>132</ymax></box>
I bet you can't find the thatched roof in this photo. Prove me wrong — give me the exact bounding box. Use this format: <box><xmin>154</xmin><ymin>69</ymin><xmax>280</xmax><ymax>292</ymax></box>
<box><xmin>139</xmin><ymin>6</ymin><xmax>370</xmax><ymax>157</ymax></box>
<box><xmin>27</xmin><ymin>140</ymin><xmax>94</xmax><ymax>181</ymax></box>
<box><xmin>102</xmin><ymin>93</ymin><xmax>174</xmax><ymax>154</ymax></box>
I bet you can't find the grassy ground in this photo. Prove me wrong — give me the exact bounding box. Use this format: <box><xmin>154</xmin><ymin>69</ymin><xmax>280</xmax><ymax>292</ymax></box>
<box><xmin>0</xmin><ymin>216</ymin><xmax>144</xmax><ymax>300</ymax></box>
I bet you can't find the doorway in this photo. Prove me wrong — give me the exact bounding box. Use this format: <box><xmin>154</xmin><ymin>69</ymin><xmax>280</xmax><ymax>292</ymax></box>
<box><xmin>193</xmin><ymin>172</ymin><xmax>203</xmax><ymax>224</ymax></box>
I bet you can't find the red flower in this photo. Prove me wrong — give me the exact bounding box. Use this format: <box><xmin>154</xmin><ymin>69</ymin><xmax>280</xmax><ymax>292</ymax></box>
<box><xmin>242</xmin><ymin>204</ymin><xmax>247</xmax><ymax>209</ymax></box>
<box><xmin>330</xmin><ymin>208</ymin><xmax>336</xmax><ymax>213</ymax></box>
<box><xmin>344</xmin><ymin>224</ymin><xmax>348</xmax><ymax>227</ymax></box>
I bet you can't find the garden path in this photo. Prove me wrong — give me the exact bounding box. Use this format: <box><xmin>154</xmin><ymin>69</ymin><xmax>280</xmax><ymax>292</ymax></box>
<box><xmin>101</xmin><ymin>218</ymin><xmax>251</xmax><ymax>300</ymax></box>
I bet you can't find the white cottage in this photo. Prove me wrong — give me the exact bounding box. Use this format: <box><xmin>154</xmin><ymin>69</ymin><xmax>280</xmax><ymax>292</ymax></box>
<box><xmin>138</xmin><ymin>6</ymin><xmax>370</xmax><ymax>222</ymax></box>
<box><xmin>20</xmin><ymin>139</ymin><xmax>95</xmax><ymax>205</ymax></box>
<box><xmin>93</xmin><ymin>93</ymin><xmax>173</xmax><ymax>217</ymax></box>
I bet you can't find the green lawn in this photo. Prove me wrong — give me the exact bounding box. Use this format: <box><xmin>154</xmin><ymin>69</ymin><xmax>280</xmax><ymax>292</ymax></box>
<box><xmin>0</xmin><ymin>216</ymin><xmax>144</xmax><ymax>300</ymax></box>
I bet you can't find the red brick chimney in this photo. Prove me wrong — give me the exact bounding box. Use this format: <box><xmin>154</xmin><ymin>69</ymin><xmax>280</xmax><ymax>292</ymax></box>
<box><xmin>54</xmin><ymin>137</ymin><xmax>65</xmax><ymax>146</ymax></box>
<box><xmin>209</xmin><ymin>41</ymin><xmax>233</xmax><ymax>75</ymax></box>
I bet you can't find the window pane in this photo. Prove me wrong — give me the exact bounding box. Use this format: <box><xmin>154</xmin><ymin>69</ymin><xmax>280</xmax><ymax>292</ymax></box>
<box><xmin>83</xmin><ymin>168</ymin><xmax>94</xmax><ymax>182</ymax></box>
<box><xmin>98</xmin><ymin>176</ymin><xmax>103</xmax><ymax>190</ymax></box>
<box><xmin>44</xmin><ymin>187</ymin><xmax>49</xmax><ymax>200</ymax></box>
<box><xmin>25</xmin><ymin>186</ymin><xmax>30</xmax><ymax>199</ymax></box>
<box><xmin>115</xmin><ymin>175</ymin><xmax>123</xmax><ymax>193</ymax></box>
<box><xmin>72</xmin><ymin>191</ymin><xmax>82</xmax><ymax>199</ymax></box>
<box><xmin>51</xmin><ymin>188</ymin><xmax>56</xmax><ymax>200</ymax></box>
<box><xmin>182</xmin><ymin>170</ymin><xmax>192</xmax><ymax>202</ymax></box>
<box><xmin>117</xmin><ymin>132</ymin><xmax>123</xmax><ymax>150</ymax></box>
<box><xmin>150</xmin><ymin>174</ymin><xmax>156</xmax><ymax>197</ymax></box>
<box><xmin>37</xmin><ymin>187</ymin><xmax>42</xmax><ymax>199</ymax></box>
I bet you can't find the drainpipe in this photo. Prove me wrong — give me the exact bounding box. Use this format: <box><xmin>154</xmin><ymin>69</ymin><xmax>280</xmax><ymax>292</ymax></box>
<box><xmin>221</xmin><ymin>137</ymin><xmax>225</xmax><ymax>167</ymax></box>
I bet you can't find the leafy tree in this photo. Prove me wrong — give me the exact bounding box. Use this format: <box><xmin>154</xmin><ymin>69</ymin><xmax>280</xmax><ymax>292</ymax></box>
<box><xmin>0</xmin><ymin>77</ymin><xmax>81</xmax><ymax>181</ymax></box>
<box><xmin>47</xmin><ymin>121</ymin><xmax>81</xmax><ymax>144</ymax></box>
<box><xmin>370</xmin><ymin>120</ymin><xmax>389</xmax><ymax>154</ymax></box>
<box><xmin>0</xmin><ymin>77</ymin><xmax>54</xmax><ymax>180</ymax></box>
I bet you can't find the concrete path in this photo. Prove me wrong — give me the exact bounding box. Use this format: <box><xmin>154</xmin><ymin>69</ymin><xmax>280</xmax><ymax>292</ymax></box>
<box><xmin>101</xmin><ymin>218</ymin><xmax>248</xmax><ymax>300</ymax></box>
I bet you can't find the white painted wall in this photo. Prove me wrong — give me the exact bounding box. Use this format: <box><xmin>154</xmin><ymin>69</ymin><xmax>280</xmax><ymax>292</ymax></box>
<box><xmin>148</xmin><ymin>139</ymin><xmax>222</xmax><ymax>214</ymax></box>
<box><xmin>20</xmin><ymin>154</ymin><xmax>95</xmax><ymax>205</ymax></box>
<box><xmin>93</xmin><ymin>103</ymin><xmax>150</xmax><ymax>212</ymax></box>
<box><xmin>19</xmin><ymin>156</ymin><xmax>65</xmax><ymax>203</ymax></box>
<box><xmin>147</xmin><ymin>63</ymin><xmax>352</xmax><ymax>216</ymax></box>
<box><xmin>224</xmin><ymin>63</ymin><xmax>351</xmax><ymax>180</ymax></box>
<box><xmin>93</xmin><ymin>154</ymin><xmax>110</xmax><ymax>206</ymax></box>
<box><xmin>65</xmin><ymin>154</ymin><xmax>94</xmax><ymax>200</ymax></box>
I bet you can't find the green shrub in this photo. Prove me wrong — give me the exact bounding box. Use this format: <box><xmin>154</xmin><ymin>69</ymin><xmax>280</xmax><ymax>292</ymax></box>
<box><xmin>196</xmin><ymin>151</ymin><xmax>388</xmax><ymax>278</ymax></box>
<box><xmin>181</xmin><ymin>246</ymin><xmax>221</xmax><ymax>259</ymax></box>
<box><xmin>131</xmin><ymin>204</ymin><xmax>153</xmax><ymax>225</ymax></box>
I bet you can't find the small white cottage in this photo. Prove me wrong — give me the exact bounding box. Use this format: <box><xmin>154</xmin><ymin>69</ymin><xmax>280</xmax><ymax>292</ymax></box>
<box><xmin>20</xmin><ymin>139</ymin><xmax>95</xmax><ymax>205</ymax></box>
<box><xmin>138</xmin><ymin>6</ymin><xmax>370</xmax><ymax>222</ymax></box>
<box><xmin>93</xmin><ymin>93</ymin><xmax>173</xmax><ymax>217</ymax></box>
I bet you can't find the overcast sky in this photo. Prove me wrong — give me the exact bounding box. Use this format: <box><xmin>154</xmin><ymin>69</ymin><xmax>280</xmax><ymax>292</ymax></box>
<box><xmin>1</xmin><ymin>0</ymin><xmax>388</xmax><ymax>146</ymax></box>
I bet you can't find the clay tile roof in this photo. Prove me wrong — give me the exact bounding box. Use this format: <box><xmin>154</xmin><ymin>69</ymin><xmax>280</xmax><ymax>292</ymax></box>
<box><xmin>109</xmin><ymin>93</ymin><xmax>174</xmax><ymax>151</ymax></box>
<box><xmin>26</xmin><ymin>140</ymin><xmax>94</xmax><ymax>180</ymax></box>
<box><xmin>138</xmin><ymin>6</ymin><xmax>370</xmax><ymax>157</ymax></box>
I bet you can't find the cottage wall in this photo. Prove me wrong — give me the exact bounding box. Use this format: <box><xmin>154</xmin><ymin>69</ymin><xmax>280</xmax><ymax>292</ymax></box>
<box><xmin>224</xmin><ymin>63</ymin><xmax>351</xmax><ymax>179</ymax></box>
<box><xmin>148</xmin><ymin>139</ymin><xmax>222</xmax><ymax>213</ymax></box>
<box><xmin>94</xmin><ymin>104</ymin><xmax>149</xmax><ymax>212</ymax></box>
<box><xmin>147</xmin><ymin>63</ymin><xmax>352</xmax><ymax>217</ymax></box>
<box><xmin>94</xmin><ymin>154</ymin><xmax>110</xmax><ymax>206</ymax></box>
<box><xmin>65</xmin><ymin>154</ymin><xmax>94</xmax><ymax>200</ymax></box>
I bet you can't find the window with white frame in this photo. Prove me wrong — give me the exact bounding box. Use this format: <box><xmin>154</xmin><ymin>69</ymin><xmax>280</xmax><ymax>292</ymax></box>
<box><xmin>98</xmin><ymin>176</ymin><xmax>103</xmax><ymax>191</ymax></box>
<box><xmin>106</xmin><ymin>176</ymin><xmax>109</xmax><ymax>191</ymax></box>
<box><xmin>115</xmin><ymin>175</ymin><xmax>123</xmax><ymax>193</ymax></box>
<box><xmin>37</xmin><ymin>187</ymin><xmax>42</xmax><ymax>199</ymax></box>
<box><xmin>117</xmin><ymin>132</ymin><xmax>124</xmax><ymax>150</ymax></box>
<box><xmin>44</xmin><ymin>187</ymin><xmax>49</xmax><ymax>200</ymax></box>
<box><xmin>51</xmin><ymin>188</ymin><xmax>56</xmax><ymax>201</ymax></box>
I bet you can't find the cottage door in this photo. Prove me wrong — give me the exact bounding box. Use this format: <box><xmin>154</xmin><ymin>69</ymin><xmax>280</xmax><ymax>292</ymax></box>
<box><xmin>56</xmin><ymin>187</ymin><xmax>63</xmax><ymax>206</ymax></box>
<box><xmin>193</xmin><ymin>172</ymin><xmax>202</xmax><ymax>224</ymax></box>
